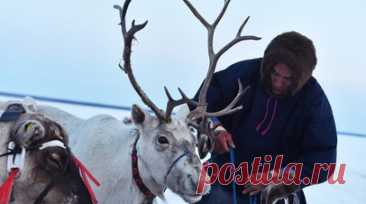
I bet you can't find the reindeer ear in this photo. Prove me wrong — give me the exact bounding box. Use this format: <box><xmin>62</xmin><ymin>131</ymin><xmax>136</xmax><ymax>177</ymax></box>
<box><xmin>131</xmin><ymin>105</ymin><xmax>146</xmax><ymax>125</ymax></box>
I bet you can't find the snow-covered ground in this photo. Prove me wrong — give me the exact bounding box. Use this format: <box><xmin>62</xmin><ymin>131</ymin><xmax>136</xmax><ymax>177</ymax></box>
<box><xmin>1</xmin><ymin>96</ymin><xmax>364</xmax><ymax>204</ymax></box>
<box><xmin>304</xmin><ymin>135</ymin><xmax>365</xmax><ymax>204</ymax></box>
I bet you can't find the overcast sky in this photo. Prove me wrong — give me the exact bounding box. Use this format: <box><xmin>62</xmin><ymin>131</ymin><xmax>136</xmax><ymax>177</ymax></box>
<box><xmin>1</xmin><ymin>0</ymin><xmax>365</xmax><ymax>134</ymax></box>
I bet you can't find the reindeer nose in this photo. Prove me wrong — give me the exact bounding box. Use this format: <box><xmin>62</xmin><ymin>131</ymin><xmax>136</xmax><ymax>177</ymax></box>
<box><xmin>44</xmin><ymin>149</ymin><xmax>68</xmax><ymax>172</ymax></box>
<box><xmin>34</xmin><ymin>126</ymin><xmax>40</xmax><ymax>134</ymax></box>
<box><xmin>47</xmin><ymin>153</ymin><xmax>64</xmax><ymax>169</ymax></box>
<box><xmin>51</xmin><ymin>153</ymin><xmax>60</xmax><ymax>160</ymax></box>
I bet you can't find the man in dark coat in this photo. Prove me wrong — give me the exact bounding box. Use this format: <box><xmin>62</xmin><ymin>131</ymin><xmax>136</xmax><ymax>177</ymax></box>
<box><xmin>194</xmin><ymin>31</ymin><xmax>337</xmax><ymax>204</ymax></box>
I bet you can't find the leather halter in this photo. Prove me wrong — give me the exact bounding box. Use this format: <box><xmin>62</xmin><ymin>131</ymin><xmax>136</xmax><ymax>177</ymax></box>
<box><xmin>131</xmin><ymin>135</ymin><xmax>156</xmax><ymax>201</ymax></box>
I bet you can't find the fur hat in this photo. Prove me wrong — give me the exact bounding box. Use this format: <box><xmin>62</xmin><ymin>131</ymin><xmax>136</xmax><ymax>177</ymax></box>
<box><xmin>261</xmin><ymin>31</ymin><xmax>317</xmax><ymax>95</ymax></box>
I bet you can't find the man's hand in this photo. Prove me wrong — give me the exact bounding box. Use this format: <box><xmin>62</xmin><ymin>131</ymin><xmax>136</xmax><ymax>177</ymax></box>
<box><xmin>241</xmin><ymin>172</ymin><xmax>268</xmax><ymax>196</ymax></box>
<box><xmin>242</xmin><ymin>182</ymin><xmax>266</xmax><ymax>196</ymax></box>
<box><xmin>214</xmin><ymin>125</ymin><xmax>235</xmax><ymax>154</ymax></box>
<box><xmin>242</xmin><ymin>170</ymin><xmax>287</xmax><ymax>197</ymax></box>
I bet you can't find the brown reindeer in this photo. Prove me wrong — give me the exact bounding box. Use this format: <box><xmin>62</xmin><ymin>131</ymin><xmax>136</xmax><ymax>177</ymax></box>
<box><xmin>0</xmin><ymin>102</ymin><xmax>98</xmax><ymax>204</ymax></box>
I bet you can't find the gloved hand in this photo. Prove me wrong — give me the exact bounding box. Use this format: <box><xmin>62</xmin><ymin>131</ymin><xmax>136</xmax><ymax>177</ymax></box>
<box><xmin>213</xmin><ymin>125</ymin><xmax>235</xmax><ymax>154</ymax></box>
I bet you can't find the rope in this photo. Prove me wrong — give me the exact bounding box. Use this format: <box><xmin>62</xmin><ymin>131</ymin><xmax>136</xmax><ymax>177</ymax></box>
<box><xmin>229</xmin><ymin>148</ymin><xmax>238</xmax><ymax>204</ymax></box>
<box><xmin>230</xmin><ymin>148</ymin><xmax>258</xmax><ymax>204</ymax></box>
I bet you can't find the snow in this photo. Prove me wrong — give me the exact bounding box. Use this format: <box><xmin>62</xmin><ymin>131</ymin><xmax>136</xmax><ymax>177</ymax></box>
<box><xmin>304</xmin><ymin>136</ymin><xmax>366</xmax><ymax>204</ymax></box>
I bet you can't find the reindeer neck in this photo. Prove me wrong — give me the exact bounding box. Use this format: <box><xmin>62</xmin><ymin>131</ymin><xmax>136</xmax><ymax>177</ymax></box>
<box><xmin>129</xmin><ymin>130</ymin><xmax>165</xmax><ymax>204</ymax></box>
<box><xmin>58</xmin><ymin>157</ymin><xmax>94</xmax><ymax>204</ymax></box>
<box><xmin>5</xmin><ymin>161</ymin><xmax>79</xmax><ymax>204</ymax></box>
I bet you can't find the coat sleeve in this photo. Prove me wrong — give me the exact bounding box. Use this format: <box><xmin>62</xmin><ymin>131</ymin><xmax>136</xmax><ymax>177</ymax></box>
<box><xmin>297</xmin><ymin>89</ymin><xmax>337</xmax><ymax>188</ymax></box>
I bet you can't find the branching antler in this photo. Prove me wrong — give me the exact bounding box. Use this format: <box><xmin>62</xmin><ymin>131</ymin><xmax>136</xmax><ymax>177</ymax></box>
<box><xmin>114</xmin><ymin>0</ymin><xmax>259</xmax><ymax>123</ymax></box>
<box><xmin>114</xmin><ymin>0</ymin><xmax>197</xmax><ymax>122</ymax></box>
<box><xmin>114</xmin><ymin>0</ymin><xmax>167</xmax><ymax>121</ymax></box>
<box><xmin>182</xmin><ymin>0</ymin><xmax>261</xmax><ymax>120</ymax></box>
<box><xmin>204</xmin><ymin>80</ymin><xmax>251</xmax><ymax>117</ymax></box>
<box><xmin>164</xmin><ymin>87</ymin><xmax>199</xmax><ymax>120</ymax></box>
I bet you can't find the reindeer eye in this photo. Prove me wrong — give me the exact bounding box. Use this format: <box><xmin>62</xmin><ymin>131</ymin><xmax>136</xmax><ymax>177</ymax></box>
<box><xmin>157</xmin><ymin>136</ymin><xmax>169</xmax><ymax>145</ymax></box>
<box><xmin>25</xmin><ymin>123</ymin><xmax>33</xmax><ymax>131</ymax></box>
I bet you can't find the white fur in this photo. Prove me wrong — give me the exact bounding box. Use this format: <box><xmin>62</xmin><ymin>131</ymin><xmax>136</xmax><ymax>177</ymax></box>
<box><xmin>32</xmin><ymin>101</ymin><xmax>209</xmax><ymax>203</ymax></box>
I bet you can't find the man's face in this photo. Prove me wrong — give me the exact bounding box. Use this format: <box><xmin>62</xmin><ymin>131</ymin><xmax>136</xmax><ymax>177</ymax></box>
<box><xmin>270</xmin><ymin>63</ymin><xmax>293</xmax><ymax>96</ymax></box>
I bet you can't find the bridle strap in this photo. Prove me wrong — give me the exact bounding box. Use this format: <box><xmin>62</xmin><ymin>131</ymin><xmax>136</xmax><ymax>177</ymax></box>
<box><xmin>0</xmin><ymin>152</ymin><xmax>15</xmax><ymax>158</ymax></box>
<box><xmin>164</xmin><ymin>150</ymin><xmax>190</xmax><ymax>183</ymax></box>
<box><xmin>39</xmin><ymin>140</ymin><xmax>66</xmax><ymax>150</ymax></box>
<box><xmin>0</xmin><ymin>169</ymin><xmax>19</xmax><ymax>204</ymax></box>
<box><xmin>33</xmin><ymin>180</ymin><xmax>55</xmax><ymax>204</ymax></box>
<box><xmin>72</xmin><ymin>156</ymin><xmax>100</xmax><ymax>204</ymax></box>
<box><xmin>131</xmin><ymin>135</ymin><xmax>156</xmax><ymax>201</ymax></box>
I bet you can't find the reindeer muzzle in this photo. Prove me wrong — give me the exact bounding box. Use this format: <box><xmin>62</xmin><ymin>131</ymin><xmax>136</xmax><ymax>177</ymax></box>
<box><xmin>38</xmin><ymin>140</ymin><xmax>70</xmax><ymax>173</ymax></box>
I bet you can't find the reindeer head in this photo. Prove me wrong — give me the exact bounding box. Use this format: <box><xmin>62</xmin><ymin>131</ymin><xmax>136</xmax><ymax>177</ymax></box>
<box><xmin>7</xmin><ymin>112</ymin><xmax>94</xmax><ymax>203</ymax></box>
<box><xmin>10</xmin><ymin>113</ymin><xmax>70</xmax><ymax>174</ymax></box>
<box><xmin>130</xmin><ymin>104</ymin><xmax>205</xmax><ymax>202</ymax></box>
<box><xmin>114</xmin><ymin>0</ymin><xmax>259</xmax><ymax>202</ymax></box>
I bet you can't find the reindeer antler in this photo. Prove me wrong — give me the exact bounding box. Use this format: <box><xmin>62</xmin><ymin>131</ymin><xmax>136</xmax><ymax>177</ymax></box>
<box><xmin>114</xmin><ymin>0</ymin><xmax>196</xmax><ymax>122</ymax></box>
<box><xmin>182</xmin><ymin>0</ymin><xmax>261</xmax><ymax>120</ymax></box>
<box><xmin>114</xmin><ymin>0</ymin><xmax>166</xmax><ymax>122</ymax></box>
<box><xmin>164</xmin><ymin>87</ymin><xmax>199</xmax><ymax>120</ymax></box>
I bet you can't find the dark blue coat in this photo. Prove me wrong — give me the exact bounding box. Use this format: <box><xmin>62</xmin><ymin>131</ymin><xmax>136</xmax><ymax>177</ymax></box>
<box><xmin>196</xmin><ymin>58</ymin><xmax>337</xmax><ymax>202</ymax></box>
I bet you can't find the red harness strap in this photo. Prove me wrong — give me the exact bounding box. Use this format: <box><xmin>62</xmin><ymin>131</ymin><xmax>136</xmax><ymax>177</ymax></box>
<box><xmin>72</xmin><ymin>156</ymin><xmax>101</xmax><ymax>204</ymax></box>
<box><xmin>0</xmin><ymin>169</ymin><xmax>19</xmax><ymax>204</ymax></box>
<box><xmin>131</xmin><ymin>136</ymin><xmax>156</xmax><ymax>201</ymax></box>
